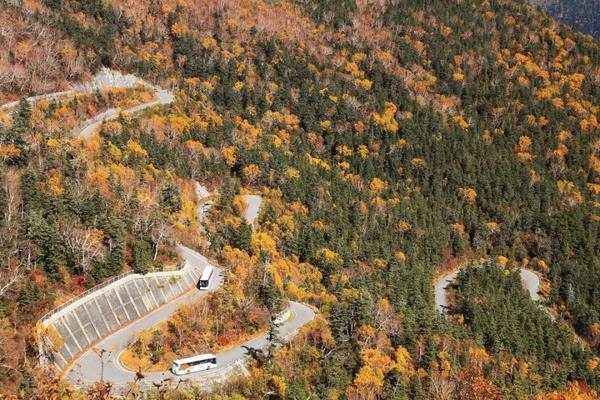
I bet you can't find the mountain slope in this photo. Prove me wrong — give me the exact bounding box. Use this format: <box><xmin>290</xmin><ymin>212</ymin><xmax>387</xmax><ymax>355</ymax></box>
<box><xmin>0</xmin><ymin>0</ymin><xmax>600</xmax><ymax>398</ymax></box>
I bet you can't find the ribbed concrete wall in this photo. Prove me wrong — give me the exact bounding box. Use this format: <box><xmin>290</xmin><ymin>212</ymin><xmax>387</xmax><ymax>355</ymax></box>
<box><xmin>41</xmin><ymin>262</ymin><xmax>202</xmax><ymax>370</ymax></box>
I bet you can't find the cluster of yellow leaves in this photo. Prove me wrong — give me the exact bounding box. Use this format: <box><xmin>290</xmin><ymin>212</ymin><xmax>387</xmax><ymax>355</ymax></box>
<box><xmin>0</xmin><ymin>144</ymin><xmax>21</xmax><ymax>161</ymax></box>
<box><xmin>250</xmin><ymin>232</ymin><xmax>278</xmax><ymax>258</ymax></box>
<box><xmin>201</xmin><ymin>37</ymin><xmax>218</xmax><ymax>50</ymax></box>
<box><xmin>125</xmin><ymin>140</ymin><xmax>148</xmax><ymax>158</ymax></box>
<box><xmin>371</xmin><ymin>102</ymin><xmax>399</xmax><ymax>133</ymax></box>
<box><xmin>485</xmin><ymin>221</ymin><xmax>499</xmax><ymax>233</ymax></box>
<box><xmin>286</xmin><ymin>167</ymin><xmax>300</xmax><ymax>180</ymax></box>
<box><xmin>468</xmin><ymin>346</ymin><xmax>491</xmax><ymax>370</ymax></box>
<box><xmin>33</xmin><ymin>324</ymin><xmax>63</xmax><ymax>354</ymax></box>
<box><xmin>513</xmin><ymin>52</ymin><xmax>550</xmax><ymax>85</ymax></box>
<box><xmin>185</xmin><ymin>140</ymin><xmax>205</xmax><ymax>155</ymax></box>
<box><xmin>453</xmin><ymin>115</ymin><xmax>469</xmax><ymax>130</ymax></box>
<box><xmin>242</xmin><ymin>164</ymin><xmax>262</xmax><ymax>185</ymax></box>
<box><xmin>458</xmin><ymin>187</ymin><xmax>477</xmax><ymax>203</ymax></box>
<box><xmin>557</xmin><ymin>180</ymin><xmax>583</xmax><ymax>206</ymax></box>
<box><xmin>395</xmin><ymin>251</ymin><xmax>407</xmax><ymax>263</ymax></box>
<box><xmin>235</xmin><ymin>117</ymin><xmax>263</xmax><ymax>148</ymax></box>
<box><xmin>357</xmin><ymin>145</ymin><xmax>370</xmax><ymax>158</ymax></box>
<box><xmin>222</xmin><ymin>146</ymin><xmax>237</xmax><ymax>167</ymax></box>
<box><xmin>590</xmin><ymin>154</ymin><xmax>600</xmax><ymax>175</ymax></box>
<box><xmin>320</xmin><ymin>120</ymin><xmax>332</xmax><ymax>131</ymax></box>
<box><xmin>515</xmin><ymin>135</ymin><xmax>535</xmax><ymax>162</ymax></box>
<box><xmin>515</xmin><ymin>136</ymin><xmax>532</xmax><ymax>152</ymax></box>
<box><xmin>369</xmin><ymin>178</ymin><xmax>388</xmax><ymax>194</ymax></box>
<box><xmin>550</xmin><ymin>143</ymin><xmax>569</xmax><ymax>162</ymax></box>
<box><xmin>145</xmin><ymin>114</ymin><xmax>192</xmax><ymax>141</ymax></box>
<box><xmin>336</xmin><ymin>145</ymin><xmax>353</xmax><ymax>157</ymax></box>
<box><xmin>354</xmin><ymin>78</ymin><xmax>373</xmax><ymax>90</ymax></box>
<box><xmin>348</xmin><ymin>346</ymin><xmax>415</xmax><ymax>399</ymax></box>
<box><xmin>452</xmin><ymin>72</ymin><xmax>465</xmax><ymax>81</ymax></box>
<box><xmin>451</xmin><ymin>223</ymin><xmax>465</xmax><ymax>235</ymax></box>
<box><xmin>588</xmin><ymin>184</ymin><xmax>600</xmax><ymax>196</ymax></box>
<box><xmin>497</xmin><ymin>256</ymin><xmax>509</xmax><ymax>266</ymax></box>
<box><xmin>262</xmin><ymin>110</ymin><xmax>300</xmax><ymax>130</ymax></box>
<box><xmin>306</xmin><ymin>153</ymin><xmax>331</xmax><ymax>170</ymax></box>
<box><xmin>317</xmin><ymin>248</ymin><xmax>341</xmax><ymax>265</ymax></box>
<box><xmin>46</xmin><ymin>169</ymin><xmax>64</xmax><ymax>196</ymax></box>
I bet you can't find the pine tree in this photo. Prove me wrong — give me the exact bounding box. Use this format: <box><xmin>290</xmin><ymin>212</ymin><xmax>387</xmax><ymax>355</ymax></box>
<box><xmin>20</xmin><ymin>171</ymin><xmax>43</xmax><ymax>212</ymax></box>
<box><xmin>258</xmin><ymin>267</ymin><xmax>283</xmax><ymax>356</ymax></box>
<box><xmin>23</xmin><ymin>211</ymin><xmax>65</xmax><ymax>282</ymax></box>
<box><xmin>131</xmin><ymin>238</ymin><xmax>152</xmax><ymax>274</ymax></box>
<box><xmin>160</xmin><ymin>182</ymin><xmax>181</xmax><ymax>213</ymax></box>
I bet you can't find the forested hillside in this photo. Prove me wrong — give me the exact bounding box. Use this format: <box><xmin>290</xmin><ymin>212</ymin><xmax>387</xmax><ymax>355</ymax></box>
<box><xmin>0</xmin><ymin>0</ymin><xmax>599</xmax><ymax>398</ymax></box>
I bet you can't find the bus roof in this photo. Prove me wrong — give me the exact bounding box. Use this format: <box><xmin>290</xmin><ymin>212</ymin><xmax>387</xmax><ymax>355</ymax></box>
<box><xmin>173</xmin><ymin>353</ymin><xmax>216</xmax><ymax>365</ymax></box>
<box><xmin>200</xmin><ymin>265</ymin><xmax>214</xmax><ymax>281</ymax></box>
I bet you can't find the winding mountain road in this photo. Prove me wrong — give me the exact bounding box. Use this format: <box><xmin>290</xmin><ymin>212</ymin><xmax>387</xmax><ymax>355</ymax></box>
<box><xmin>77</xmin><ymin>88</ymin><xmax>174</xmax><ymax>138</ymax></box>
<box><xmin>66</xmin><ymin>244</ymin><xmax>315</xmax><ymax>388</ymax></box>
<box><xmin>1</xmin><ymin>68</ymin><xmax>174</xmax><ymax>140</ymax></box>
<box><xmin>434</xmin><ymin>268</ymin><xmax>541</xmax><ymax>314</ymax></box>
<box><xmin>12</xmin><ymin>71</ymin><xmax>315</xmax><ymax>390</ymax></box>
<box><xmin>62</xmin><ymin>189</ymin><xmax>314</xmax><ymax>390</ymax></box>
<box><xmin>0</xmin><ymin>90</ymin><xmax>75</xmax><ymax>111</ymax></box>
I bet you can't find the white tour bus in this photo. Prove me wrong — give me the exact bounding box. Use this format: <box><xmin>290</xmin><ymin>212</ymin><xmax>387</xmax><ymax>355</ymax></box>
<box><xmin>171</xmin><ymin>353</ymin><xmax>217</xmax><ymax>375</ymax></box>
<box><xmin>198</xmin><ymin>264</ymin><xmax>214</xmax><ymax>290</ymax></box>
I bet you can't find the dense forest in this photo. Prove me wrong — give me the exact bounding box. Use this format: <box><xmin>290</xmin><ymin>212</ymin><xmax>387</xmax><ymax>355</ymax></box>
<box><xmin>0</xmin><ymin>0</ymin><xmax>599</xmax><ymax>398</ymax></box>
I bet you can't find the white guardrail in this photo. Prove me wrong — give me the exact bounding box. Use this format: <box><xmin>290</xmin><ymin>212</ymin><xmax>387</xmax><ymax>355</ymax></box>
<box><xmin>38</xmin><ymin>261</ymin><xmax>189</xmax><ymax>327</ymax></box>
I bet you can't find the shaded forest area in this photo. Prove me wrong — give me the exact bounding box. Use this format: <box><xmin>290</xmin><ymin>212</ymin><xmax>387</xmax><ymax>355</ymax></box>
<box><xmin>530</xmin><ymin>0</ymin><xmax>600</xmax><ymax>39</ymax></box>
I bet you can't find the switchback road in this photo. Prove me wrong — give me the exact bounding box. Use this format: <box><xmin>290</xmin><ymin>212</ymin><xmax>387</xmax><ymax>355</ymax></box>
<box><xmin>434</xmin><ymin>269</ymin><xmax>540</xmax><ymax>314</ymax></box>
<box><xmin>434</xmin><ymin>267</ymin><xmax>541</xmax><ymax>314</ymax></box>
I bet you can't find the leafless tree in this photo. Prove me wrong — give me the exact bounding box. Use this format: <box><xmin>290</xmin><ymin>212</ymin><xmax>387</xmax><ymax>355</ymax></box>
<box><xmin>0</xmin><ymin>228</ymin><xmax>24</xmax><ymax>299</ymax></box>
<box><xmin>0</xmin><ymin>258</ymin><xmax>23</xmax><ymax>299</ymax></box>
<box><xmin>151</xmin><ymin>220</ymin><xmax>171</xmax><ymax>261</ymax></box>
<box><xmin>60</xmin><ymin>220</ymin><xmax>106</xmax><ymax>274</ymax></box>
<box><xmin>3</xmin><ymin>170</ymin><xmax>20</xmax><ymax>224</ymax></box>
<box><xmin>430</xmin><ymin>373</ymin><xmax>456</xmax><ymax>400</ymax></box>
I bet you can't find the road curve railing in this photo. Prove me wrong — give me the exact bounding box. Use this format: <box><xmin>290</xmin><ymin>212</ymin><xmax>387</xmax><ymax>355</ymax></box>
<box><xmin>38</xmin><ymin>259</ymin><xmax>202</xmax><ymax>370</ymax></box>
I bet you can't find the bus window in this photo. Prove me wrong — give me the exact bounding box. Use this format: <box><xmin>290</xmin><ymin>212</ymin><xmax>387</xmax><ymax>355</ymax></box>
<box><xmin>171</xmin><ymin>354</ymin><xmax>217</xmax><ymax>375</ymax></box>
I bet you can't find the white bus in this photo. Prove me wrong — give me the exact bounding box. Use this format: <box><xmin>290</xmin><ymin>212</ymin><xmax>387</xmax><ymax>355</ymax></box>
<box><xmin>198</xmin><ymin>265</ymin><xmax>214</xmax><ymax>290</ymax></box>
<box><xmin>171</xmin><ymin>353</ymin><xmax>217</xmax><ymax>375</ymax></box>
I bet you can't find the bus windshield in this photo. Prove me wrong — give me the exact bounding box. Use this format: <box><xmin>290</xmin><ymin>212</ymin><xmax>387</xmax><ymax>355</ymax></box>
<box><xmin>198</xmin><ymin>265</ymin><xmax>214</xmax><ymax>289</ymax></box>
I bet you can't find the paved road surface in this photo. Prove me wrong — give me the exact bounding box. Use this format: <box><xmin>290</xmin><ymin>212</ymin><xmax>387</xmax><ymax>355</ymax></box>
<box><xmin>77</xmin><ymin>89</ymin><xmax>173</xmax><ymax>138</ymax></box>
<box><xmin>0</xmin><ymin>90</ymin><xmax>75</xmax><ymax>111</ymax></box>
<box><xmin>242</xmin><ymin>195</ymin><xmax>262</xmax><ymax>228</ymax></box>
<box><xmin>196</xmin><ymin>183</ymin><xmax>213</xmax><ymax>225</ymax></box>
<box><xmin>17</xmin><ymin>73</ymin><xmax>314</xmax><ymax>390</ymax></box>
<box><xmin>65</xmin><ymin>193</ymin><xmax>315</xmax><ymax>389</ymax></box>
<box><xmin>434</xmin><ymin>268</ymin><xmax>541</xmax><ymax>314</ymax></box>
<box><xmin>66</xmin><ymin>243</ymin><xmax>315</xmax><ymax>386</ymax></box>
<box><xmin>65</xmin><ymin>245</ymin><xmax>218</xmax><ymax>385</ymax></box>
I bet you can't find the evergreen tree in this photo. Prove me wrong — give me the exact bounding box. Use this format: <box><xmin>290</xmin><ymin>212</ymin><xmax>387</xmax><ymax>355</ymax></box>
<box><xmin>160</xmin><ymin>182</ymin><xmax>182</xmax><ymax>214</ymax></box>
<box><xmin>258</xmin><ymin>267</ymin><xmax>283</xmax><ymax>356</ymax></box>
<box><xmin>131</xmin><ymin>239</ymin><xmax>152</xmax><ymax>274</ymax></box>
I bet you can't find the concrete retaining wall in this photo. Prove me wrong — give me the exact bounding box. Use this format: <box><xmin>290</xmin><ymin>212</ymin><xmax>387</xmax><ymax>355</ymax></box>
<box><xmin>41</xmin><ymin>262</ymin><xmax>202</xmax><ymax>371</ymax></box>
<box><xmin>73</xmin><ymin>67</ymin><xmax>151</xmax><ymax>93</ymax></box>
